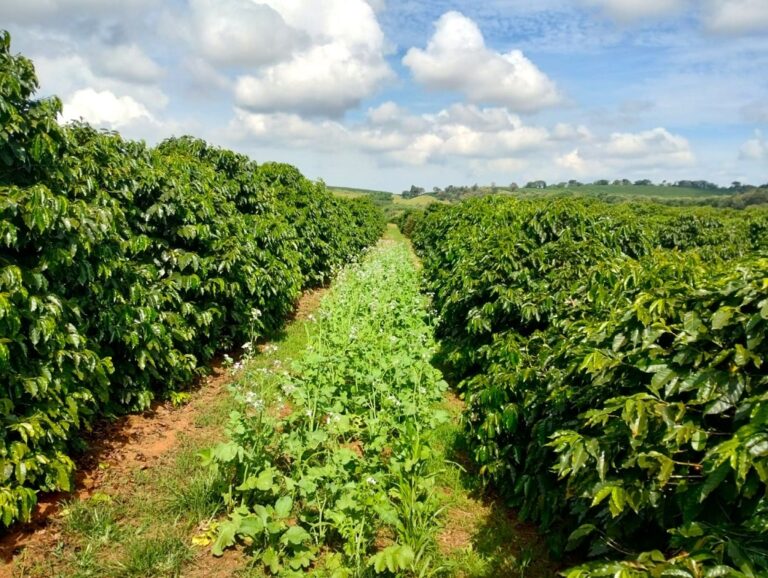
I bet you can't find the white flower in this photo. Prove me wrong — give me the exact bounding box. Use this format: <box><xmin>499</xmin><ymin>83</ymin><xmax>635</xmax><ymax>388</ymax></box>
<box><xmin>282</xmin><ymin>383</ymin><xmax>295</xmax><ymax>395</ymax></box>
<box><xmin>250</xmin><ymin>308</ymin><xmax>262</xmax><ymax>320</ymax></box>
<box><xmin>365</xmin><ymin>476</ymin><xmax>377</xmax><ymax>485</ymax></box>
<box><xmin>242</xmin><ymin>342</ymin><xmax>253</xmax><ymax>351</ymax></box>
<box><xmin>244</xmin><ymin>392</ymin><xmax>265</xmax><ymax>411</ymax></box>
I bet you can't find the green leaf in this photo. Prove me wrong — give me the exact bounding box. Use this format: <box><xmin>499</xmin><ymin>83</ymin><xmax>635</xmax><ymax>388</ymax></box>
<box><xmin>261</xmin><ymin>547</ymin><xmax>281</xmax><ymax>574</ymax></box>
<box><xmin>699</xmin><ymin>462</ymin><xmax>731</xmax><ymax>503</ymax></box>
<box><xmin>370</xmin><ymin>544</ymin><xmax>415</xmax><ymax>573</ymax></box>
<box><xmin>212</xmin><ymin>518</ymin><xmax>239</xmax><ymax>556</ymax></box>
<box><xmin>274</xmin><ymin>496</ymin><xmax>293</xmax><ymax>519</ymax></box>
<box><xmin>692</xmin><ymin>430</ymin><xmax>708</xmax><ymax>452</ymax></box>
<box><xmin>280</xmin><ymin>525</ymin><xmax>310</xmax><ymax>546</ymax></box>
<box><xmin>256</xmin><ymin>469</ymin><xmax>274</xmax><ymax>491</ymax></box>
<box><xmin>566</xmin><ymin>524</ymin><xmax>597</xmax><ymax>551</ymax></box>
<box><xmin>711</xmin><ymin>308</ymin><xmax>733</xmax><ymax>331</ymax></box>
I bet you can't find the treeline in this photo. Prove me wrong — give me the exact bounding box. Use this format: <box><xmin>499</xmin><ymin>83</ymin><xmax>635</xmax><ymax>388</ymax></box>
<box><xmin>402</xmin><ymin>180</ymin><xmax>768</xmax><ymax>204</ymax></box>
<box><xmin>0</xmin><ymin>32</ymin><xmax>384</xmax><ymax>527</ymax></box>
<box><xmin>400</xmin><ymin>198</ymin><xmax>768</xmax><ymax>576</ymax></box>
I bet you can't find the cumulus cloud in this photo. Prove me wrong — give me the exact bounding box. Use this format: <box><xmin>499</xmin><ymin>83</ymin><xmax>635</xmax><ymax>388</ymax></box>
<box><xmin>189</xmin><ymin>0</ymin><xmax>306</xmax><ymax>67</ymax></box>
<box><xmin>61</xmin><ymin>88</ymin><xmax>154</xmax><ymax>128</ymax></box>
<box><xmin>552</xmin><ymin>123</ymin><xmax>593</xmax><ymax>141</ymax></box>
<box><xmin>740</xmin><ymin>130</ymin><xmax>767</xmax><ymax>160</ymax></box>
<box><xmin>232</xmin><ymin>0</ymin><xmax>392</xmax><ymax>117</ymax></box>
<box><xmin>235</xmin><ymin>42</ymin><xmax>392</xmax><ymax>117</ymax></box>
<box><xmin>549</xmin><ymin>128</ymin><xmax>695</xmax><ymax>180</ymax></box>
<box><xmin>33</xmin><ymin>53</ymin><xmax>169</xmax><ymax>112</ymax></box>
<box><xmin>556</xmin><ymin>149</ymin><xmax>589</xmax><ymax>173</ymax></box>
<box><xmin>402</xmin><ymin>11</ymin><xmax>561</xmax><ymax>112</ymax></box>
<box><xmin>591</xmin><ymin>127</ymin><xmax>694</xmax><ymax>170</ymax></box>
<box><xmin>233</xmin><ymin>102</ymin><xmax>556</xmax><ymax>166</ymax></box>
<box><xmin>232</xmin><ymin>103</ymin><xmax>694</xmax><ymax>181</ymax></box>
<box><xmin>703</xmin><ymin>0</ymin><xmax>768</xmax><ymax>34</ymax></box>
<box><xmin>580</xmin><ymin>0</ymin><xmax>689</xmax><ymax>21</ymax></box>
<box><xmin>91</xmin><ymin>44</ymin><xmax>163</xmax><ymax>84</ymax></box>
<box><xmin>0</xmin><ymin>0</ymin><xmax>151</xmax><ymax>24</ymax></box>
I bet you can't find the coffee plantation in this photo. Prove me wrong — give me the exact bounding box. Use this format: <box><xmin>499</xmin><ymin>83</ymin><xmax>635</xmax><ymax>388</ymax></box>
<box><xmin>0</xmin><ymin>32</ymin><xmax>384</xmax><ymax>528</ymax></box>
<box><xmin>3</xmin><ymin>28</ymin><xmax>768</xmax><ymax>578</ymax></box>
<box><xmin>402</xmin><ymin>197</ymin><xmax>768</xmax><ymax>577</ymax></box>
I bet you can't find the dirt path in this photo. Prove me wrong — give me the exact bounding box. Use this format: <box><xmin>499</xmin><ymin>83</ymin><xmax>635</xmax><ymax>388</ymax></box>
<box><xmin>0</xmin><ymin>287</ymin><xmax>329</xmax><ymax>578</ymax></box>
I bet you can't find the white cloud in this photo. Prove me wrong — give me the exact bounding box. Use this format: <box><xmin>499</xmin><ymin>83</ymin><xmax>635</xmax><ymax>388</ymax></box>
<box><xmin>0</xmin><ymin>0</ymin><xmax>151</xmax><ymax>24</ymax></box>
<box><xmin>91</xmin><ymin>44</ymin><xmax>163</xmax><ymax>84</ymax></box>
<box><xmin>548</xmin><ymin>128</ymin><xmax>695</xmax><ymax>179</ymax></box>
<box><xmin>552</xmin><ymin>123</ymin><xmax>593</xmax><ymax>141</ymax></box>
<box><xmin>703</xmin><ymin>0</ymin><xmax>768</xmax><ymax>34</ymax></box>
<box><xmin>189</xmin><ymin>0</ymin><xmax>305</xmax><ymax>67</ymax></box>
<box><xmin>231</xmin><ymin>108</ymin><xmax>349</xmax><ymax>149</ymax></box>
<box><xmin>61</xmin><ymin>88</ymin><xmax>154</xmax><ymax>128</ymax></box>
<box><xmin>364</xmin><ymin>0</ymin><xmax>386</xmax><ymax>12</ymax></box>
<box><xmin>231</xmin><ymin>0</ymin><xmax>392</xmax><ymax>117</ymax></box>
<box><xmin>556</xmin><ymin>149</ymin><xmax>589</xmax><ymax>173</ymax></box>
<box><xmin>235</xmin><ymin>42</ymin><xmax>392</xmax><ymax>117</ymax></box>
<box><xmin>580</xmin><ymin>0</ymin><xmax>689</xmax><ymax>21</ymax></box>
<box><xmin>234</xmin><ymin>102</ymin><xmax>555</xmax><ymax>166</ymax></box>
<box><xmin>740</xmin><ymin>130</ymin><xmax>767</xmax><ymax>160</ymax></box>
<box><xmin>601</xmin><ymin>127</ymin><xmax>695</xmax><ymax>168</ymax></box>
<box><xmin>33</xmin><ymin>53</ymin><xmax>169</xmax><ymax>111</ymax></box>
<box><xmin>402</xmin><ymin>11</ymin><xmax>561</xmax><ymax>112</ymax></box>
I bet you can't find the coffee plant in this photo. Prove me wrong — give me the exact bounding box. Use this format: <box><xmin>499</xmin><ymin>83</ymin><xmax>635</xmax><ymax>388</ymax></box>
<box><xmin>405</xmin><ymin>196</ymin><xmax>768</xmax><ymax>576</ymax></box>
<box><xmin>0</xmin><ymin>32</ymin><xmax>384</xmax><ymax>528</ymax></box>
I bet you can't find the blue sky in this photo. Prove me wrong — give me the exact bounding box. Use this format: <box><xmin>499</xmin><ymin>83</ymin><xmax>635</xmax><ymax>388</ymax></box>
<box><xmin>1</xmin><ymin>0</ymin><xmax>767</xmax><ymax>191</ymax></box>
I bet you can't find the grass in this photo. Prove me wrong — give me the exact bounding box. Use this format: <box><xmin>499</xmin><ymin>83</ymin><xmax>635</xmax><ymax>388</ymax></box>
<box><xmin>392</xmin><ymin>195</ymin><xmax>446</xmax><ymax>207</ymax></box>
<box><xmin>11</xmin><ymin>302</ymin><xmax>323</xmax><ymax>578</ymax></box>
<box><xmin>424</xmin><ymin>397</ymin><xmax>559</xmax><ymax>578</ymax></box>
<box><xmin>328</xmin><ymin>186</ymin><xmax>394</xmax><ymax>198</ymax></box>
<box><xmin>514</xmin><ymin>184</ymin><xmax>729</xmax><ymax>199</ymax></box>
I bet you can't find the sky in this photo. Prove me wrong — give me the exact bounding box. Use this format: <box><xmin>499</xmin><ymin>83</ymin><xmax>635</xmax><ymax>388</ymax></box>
<box><xmin>1</xmin><ymin>0</ymin><xmax>767</xmax><ymax>192</ymax></box>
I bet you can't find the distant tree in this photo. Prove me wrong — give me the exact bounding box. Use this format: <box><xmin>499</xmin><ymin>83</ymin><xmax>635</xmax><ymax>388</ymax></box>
<box><xmin>525</xmin><ymin>180</ymin><xmax>547</xmax><ymax>189</ymax></box>
<box><xmin>490</xmin><ymin>181</ymin><xmax>498</xmax><ymax>193</ymax></box>
<box><xmin>568</xmin><ymin>180</ymin><xmax>582</xmax><ymax>187</ymax></box>
<box><xmin>509</xmin><ymin>182</ymin><xmax>519</xmax><ymax>191</ymax></box>
<box><xmin>401</xmin><ymin>185</ymin><xmax>425</xmax><ymax>199</ymax></box>
<box><xmin>634</xmin><ymin>179</ymin><xmax>653</xmax><ymax>186</ymax></box>
<box><xmin>432</xmin><ymin>186</ymin><xmax>442</xmax><ymax>194</ymax></box>
<box><xmin>594</xmin><ymin>179</ymin><xmax>610</xmax><ymax>186</ymax></box>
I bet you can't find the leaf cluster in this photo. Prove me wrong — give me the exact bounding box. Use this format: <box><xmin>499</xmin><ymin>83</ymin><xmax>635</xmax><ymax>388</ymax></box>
<box><xmin>405</xmin><ymin>196</ymin><xmax>768</xmax><ymax>576</ymax></box>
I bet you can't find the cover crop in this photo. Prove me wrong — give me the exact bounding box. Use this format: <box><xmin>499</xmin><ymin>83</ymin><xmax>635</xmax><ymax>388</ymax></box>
<box><xmin>205</xmin><ymin>242</ymin><xmax>450</xmax><ymax>577</ymax></box>
<box><xmin>0</xmin><ymin>32</ymin><xmax>384</xmax><ymax>528</ymax></box>
<box><xmin>404</xmin><ymin>196</ymin><xmax>768</xmax><ymax>577</ymax></box>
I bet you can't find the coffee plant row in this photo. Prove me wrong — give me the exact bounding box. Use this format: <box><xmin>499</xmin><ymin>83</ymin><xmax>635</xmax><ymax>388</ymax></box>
<box><xmin>402</xmin><ymin>197</ymin><xmax>768</xmax><ymax>577</ymax></box>
<box><xmin>205</xmin><ymin>242</ymin><xmax>449</xmax><ymax>577</ymax></box>
<box><xmin>0</xmin><ymin>32</ymin><xmax>385</xmax><ymax>528</ymax></box>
